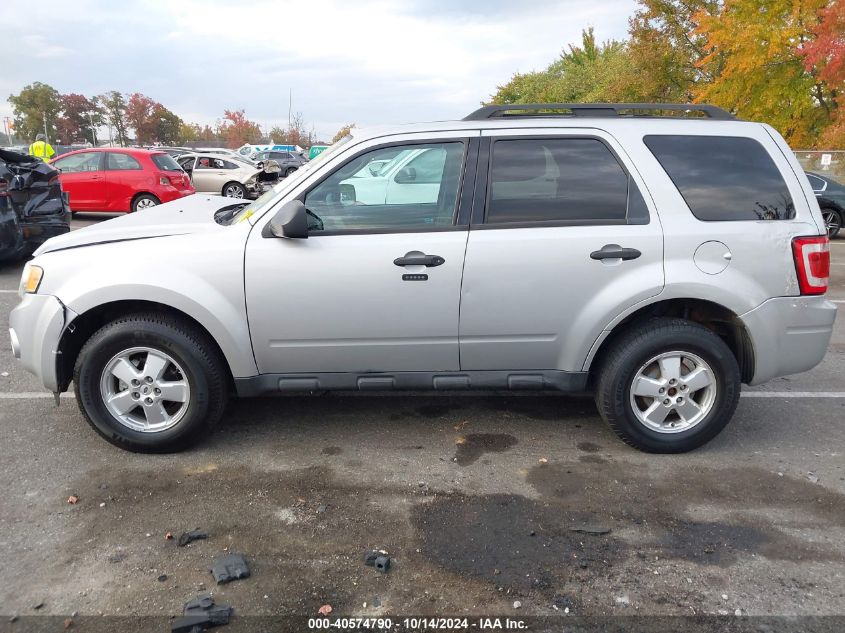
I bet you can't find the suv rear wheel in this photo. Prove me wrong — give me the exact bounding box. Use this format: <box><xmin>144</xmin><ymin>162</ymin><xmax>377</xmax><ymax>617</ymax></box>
<box><xmin>595</xmin><ymin>318</ymin><xmax>740</xmax><ymax>453</ymax></box>
<box><xmin>73</xmin><ymin>313</ymin><xmax>228</xmax><ymax>453</ymax></box>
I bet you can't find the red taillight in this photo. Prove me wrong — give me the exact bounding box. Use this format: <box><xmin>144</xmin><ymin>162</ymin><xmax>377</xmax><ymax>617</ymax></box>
<box><xmin>792</xmin><ymin>235</ymin><xmax>830</xmax><ymax>295</ymax></box>
<box><xmin>159</xmin><ymin>175</ymin><xmax>171</xmax><ymax>186</ymax></box>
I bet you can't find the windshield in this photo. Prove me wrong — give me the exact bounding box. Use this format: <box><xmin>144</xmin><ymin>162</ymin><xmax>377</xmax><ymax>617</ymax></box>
<box><xmin>237</xmin><ymin>135</ymin><xmax>353</xmax><ymax>224</ymax></box>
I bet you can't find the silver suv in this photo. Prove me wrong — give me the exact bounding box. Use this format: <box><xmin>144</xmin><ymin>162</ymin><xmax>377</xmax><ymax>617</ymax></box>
<box><xmin>9</xmin><ymin>103</ymin><xmax>836</xmax><ymax>454</ymax></box>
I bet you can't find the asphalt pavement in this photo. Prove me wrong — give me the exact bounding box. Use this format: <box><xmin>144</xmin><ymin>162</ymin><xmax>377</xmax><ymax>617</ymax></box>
<box><xmin>1</xmin><ymin>214</ymin><xmax>844</xmax><ymax>626</ymax></box>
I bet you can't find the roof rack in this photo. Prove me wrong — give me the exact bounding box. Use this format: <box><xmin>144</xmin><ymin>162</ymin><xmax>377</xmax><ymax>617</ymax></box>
<box><xmin>463</xmin><ymin>103</ymin><xmax>735</xmax><ymax>121</ymax></box>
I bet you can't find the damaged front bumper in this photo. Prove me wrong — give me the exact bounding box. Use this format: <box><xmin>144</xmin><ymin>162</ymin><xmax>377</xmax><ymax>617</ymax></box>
<box><xmin>0</xmin><ymin>201</ymin><xmax>70</xmax><ymax>261</ymax></box>
<box><xmin>9</xmin><ymin>293</ymin><xmax>77</xmax><ymax>393</ymax></box>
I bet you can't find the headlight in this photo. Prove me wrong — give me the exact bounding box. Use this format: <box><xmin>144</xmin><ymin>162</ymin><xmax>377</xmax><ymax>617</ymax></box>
<box><xmin>20</xmin><ymin>264</ymin><xmax>44</xmax><ymax>296</ymax></box>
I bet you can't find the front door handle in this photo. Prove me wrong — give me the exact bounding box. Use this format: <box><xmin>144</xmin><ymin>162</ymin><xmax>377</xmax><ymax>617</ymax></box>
<box><xmin>590</xmin><ymin>244</ymin><xmax>642</xmax><ymax>261</ymax></box>
<box><xmin>393</xmin><ymin>252</ymin><xmax>445</xmax><ymax>267</ymax></box>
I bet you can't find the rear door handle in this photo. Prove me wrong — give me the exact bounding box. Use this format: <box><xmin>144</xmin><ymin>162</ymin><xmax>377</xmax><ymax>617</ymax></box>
<box><xmin>394</xmin><ymin>252</ymin><xmax>445</xmax><ymax>267</ymax></box>
<box><xmin>590</xmin><ymin>244</ymin><xmax>642</xmax><ymax>261</ymax></box>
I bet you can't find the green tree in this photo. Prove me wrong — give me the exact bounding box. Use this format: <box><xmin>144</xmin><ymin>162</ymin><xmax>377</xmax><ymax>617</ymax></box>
<box><xmin>626</xmin><ymin>0</ymin><xmax>722</xmax><ymax>102</ymax></box>
<box><xmin>99</xmin><ymin>91</ymin><xmax>129</xmax><ymax>146</ymax></box>
<box><xmin>7</xmin><ymin>82</ymin><xmax>62</xmax><ymax>142</ymax></box>
<box><xmin>488</xmin><ymin>29</ymin><xmax>637</xmax><ymax>104</ymax></box>
<box><xmin>153</xmin><ymin>104</ymin><xmax>183</xmax><ymax>145</ymax></box>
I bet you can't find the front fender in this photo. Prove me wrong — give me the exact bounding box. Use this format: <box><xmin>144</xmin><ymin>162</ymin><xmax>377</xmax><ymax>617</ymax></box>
<box><xmin>36</xmin><ymin>232</ymin><xmax>257</xmax><ymax>378</ymax></box>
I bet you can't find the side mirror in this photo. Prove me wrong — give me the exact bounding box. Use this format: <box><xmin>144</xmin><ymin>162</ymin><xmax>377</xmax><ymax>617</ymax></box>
<box><xmin>266</xmin><ymin>200</ymin><xmax>309</xmax><ymax>239</ymax></box>
<box><xmin>368</xmin><ymin>163</ymin><xmax>381</xmax><ymax>176</ymax></box>
<box><xmin>394</xmin><ymin>166</ymin><xmax>417</xmax><ymax>184</ymax></box>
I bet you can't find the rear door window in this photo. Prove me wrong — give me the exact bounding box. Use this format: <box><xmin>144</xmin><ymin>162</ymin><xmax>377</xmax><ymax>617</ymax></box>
<box><xmin>485</xmin><ymin>138</ymin><xmax>640</xmax><ymax>224</ymax></box>
<box><xmin>106</xmin><ymin>152</ymin><xmax>142</xmax><ymax>170</ymax></box>
<box><xmin>644</xmin><ymin>135</ymin><xmax>795</xmax><ymax>221</ymax></box>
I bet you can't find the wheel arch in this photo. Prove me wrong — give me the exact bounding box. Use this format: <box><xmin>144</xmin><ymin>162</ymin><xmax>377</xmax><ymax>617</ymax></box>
<box><xmin>55</xmin><ymin>299</ymin><xmax>238</xmax><ymax>394</ymax></box>
<box><xmin>221</xmin><ymin>181</ymin><xmax>246</xmax><ymax>196</ymax></box>
<box><xmin>586</xmin><ymin>297</ymin><xmax>755</xmax><ymax>386</ymax></box>
<box><xmin>130</xmin><ymin>191</ymin><xmax>160</xmax><ymax>211</ymax></box>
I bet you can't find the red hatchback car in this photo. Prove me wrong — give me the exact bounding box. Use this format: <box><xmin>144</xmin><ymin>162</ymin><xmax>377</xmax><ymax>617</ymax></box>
<box><xmin>52</xmin><ymin>148</ymin><xmax>195</xmax><ymax>214</ymax></box>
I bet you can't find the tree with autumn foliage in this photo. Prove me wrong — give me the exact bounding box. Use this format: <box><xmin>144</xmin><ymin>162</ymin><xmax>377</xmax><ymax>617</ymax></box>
<box><xmin>56</xmin><ymin>93</ymin><xmax>102</xmax><ymax>145</ymax></box>
<box><xmin>219</xmin><ymin>109</ymin><xmax>262</xmax><ymax>148</ymax></box>
<box><xmin>799</xmin><ymin>0</ymin><xmax>845</xmax><ymax>146</ymax></box>
<box><xmin>694</xmin><ymin>0</ymin><xmax>835</xmax><ymax>147</ymax></box>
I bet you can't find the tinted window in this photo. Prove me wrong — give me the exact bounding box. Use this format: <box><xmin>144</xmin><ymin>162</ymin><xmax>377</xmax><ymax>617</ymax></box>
<box><xmin>487</xmin><ymin>138</ymin><xmax>629</xmax><ymax>224</ymax></box>
<box><xmin>644</xmin><ymin>135</ymin><xmax>794</xmax><ymax>221</ymax></box>
<box><xmin>178</xmin><ymin>157</ymin><xmax>195</xmax><ymax>170</ymax></box>
<box><xmin>304</xmin><ymin>142</ymin><xmax>464</xmax><ymax>232</ymax></box>
<box><xmin>107</xmin><ymin>153</ymin><xmax>142</xmax><ymax>170</ymax></box>
<box><xmin>54</xmin><ymin>152</ymin><xmax>101</xmax><ymax>173</ymax></box>
<box><xmin>152</xmin><ymin>153</ymin><xmax>182</xmax><ymax>171</ymax></box>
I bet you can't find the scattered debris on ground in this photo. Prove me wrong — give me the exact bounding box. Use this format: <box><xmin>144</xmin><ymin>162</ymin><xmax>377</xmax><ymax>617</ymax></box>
<box><xmin>165</xmin><ymin>532</ymin><xmax>174</xmax><ymax>541</ymax></box>
<box><xmin>210</xmin><ymin>553</ymin><xmax>250</xmax><ymax>584</ymax></box>
<box><xmin>363</xmin><ymin>549</ymin><xmax>391</xmax><ymax>573</ymax></box>
<box><xmin>318</xmin><ymin>604</ymin><xmax>332</xmax><ymax>615</ymax></box>
<box><xmin>178</xmin><ymin>529</ymin><xmax>208</xmax><ymax>547</ymax></box>
<box><xmin>66</xmin><ymin>495</ymin><xmax>78</xmax><ymax>505</ymax></box>
<box><xmin>171</xmin><ymin>594</ymin><xmax>232</xmax><ymax>633</ymax></box>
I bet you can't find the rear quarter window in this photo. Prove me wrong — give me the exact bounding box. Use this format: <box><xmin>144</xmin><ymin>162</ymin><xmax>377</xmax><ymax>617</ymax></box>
<box><xmin>644</xmin><ymin>135</ymin><xmax>795</xmax><ymax>221</ymax></box>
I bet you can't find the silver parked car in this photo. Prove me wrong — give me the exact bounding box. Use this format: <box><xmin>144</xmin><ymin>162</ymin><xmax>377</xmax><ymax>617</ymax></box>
<box><xmin>9</xmin><ymin>103</ymin><xmax>836</xmax><ymax>453</ymax></box>
<box><xmin>176</xmin><ymin>152</ymin><xmax>268</xmax><ymax>199</ymax></box>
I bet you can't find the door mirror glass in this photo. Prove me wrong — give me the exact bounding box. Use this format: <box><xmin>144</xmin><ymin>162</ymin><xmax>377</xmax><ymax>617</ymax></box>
<box><xmin>267</xmin><ymin>200</ymin><xmax>309</xmax><ymax>239</ymax></box>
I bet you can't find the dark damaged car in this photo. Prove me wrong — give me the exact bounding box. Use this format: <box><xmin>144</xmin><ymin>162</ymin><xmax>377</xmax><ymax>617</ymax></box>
<box><xmin>0</xmin><ymin>149</ymin><xmax>70</xmax><ymax>262</ymax></box>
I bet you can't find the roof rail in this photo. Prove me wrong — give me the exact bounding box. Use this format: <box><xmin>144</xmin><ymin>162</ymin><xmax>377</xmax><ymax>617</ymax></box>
<box><xmin>463</xmin><ymin>103</ymin><xmax>735</xmax><ymax>121</ymax></box>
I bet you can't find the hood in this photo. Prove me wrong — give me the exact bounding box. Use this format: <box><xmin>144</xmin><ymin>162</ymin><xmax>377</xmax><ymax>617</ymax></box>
<box><xmin>34</xmin><ymin>194</ymin><xmax>242</xmax><ymax>255</ymax></box>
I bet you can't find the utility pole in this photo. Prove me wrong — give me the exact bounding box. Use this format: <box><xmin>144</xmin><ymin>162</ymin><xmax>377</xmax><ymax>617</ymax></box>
<box><xmin>43</xmin><ymin>112</ymin><xmax>49</xmax><ymax>144</ymax></box>
<box><xmin>2</xmin><ymin>117</ymin><xmax>11</xmax><ymax>146</ymax></box>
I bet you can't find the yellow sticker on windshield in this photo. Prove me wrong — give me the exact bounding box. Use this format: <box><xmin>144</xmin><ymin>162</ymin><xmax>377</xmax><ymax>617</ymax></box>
<box><xmin>238</xmin><ymin>209</ymin><xmax>254</xmax><ymax>223</ymax></box>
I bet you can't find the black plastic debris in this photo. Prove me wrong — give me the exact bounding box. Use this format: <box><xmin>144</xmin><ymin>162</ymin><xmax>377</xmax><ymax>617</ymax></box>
<box><xmin>569</xmin><ymin>525</ymin><xmax>612</xmax><ymax>535</ymax></box>
<box><xmin>171</xmin><ymin>594</ymin><xmax>232</xmax><ymax>633</ymax></box>
<box><xmin>178</xmin><ymin>529</ymin><xmax>209</xmax><ymax>547</ymax></box>
<box><xmin>210</xmin><ymin>553</ymin><xmax>250</xmax><ymax>584</ymax></box>
<box><xmin>374</xmin><ymin>555</ymin><xmax>391</xmax><ymax>573</ymax></box>
<box><xmin>363</xmin><ymin>551</ymin><xmax>380</xmax><ymax>566</ymax></box>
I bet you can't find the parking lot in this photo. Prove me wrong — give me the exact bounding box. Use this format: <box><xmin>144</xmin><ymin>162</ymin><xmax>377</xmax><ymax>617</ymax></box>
<box><xmin>1</xmin><ymin>215</ymin><xmax>844</xmax><ymax>624</ymax></box>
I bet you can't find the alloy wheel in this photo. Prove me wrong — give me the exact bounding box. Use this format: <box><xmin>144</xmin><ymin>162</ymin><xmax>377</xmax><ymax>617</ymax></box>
<box><xmin>629</xmin><ymin>351</ymin><xmax>717</xmax><ymax>433</ymax></box>
<box><xmin>99</xmin><ymin>347</ymin><xmax>191</xmax><ymax>433</ymax></box>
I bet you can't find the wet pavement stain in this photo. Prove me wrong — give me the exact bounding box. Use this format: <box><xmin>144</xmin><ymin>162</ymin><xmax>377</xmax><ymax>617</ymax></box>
<box><xmin>411</xmin><ymin>493</ymin><xmax>622</xmax><ymax>592</ymax></box>
<box><xmin>578</xmin><ymin>454</ymin><xmax>607</xmax><ymax>464</ymax></box>
<box><xmin>577</xmin><ymin>441</ymin><xmax>602</xmax><ymax>453</ymax></box>
<box><xmin>453</xmin><ymin>433</ymin><xmax>518</xmax><ymax>466</ymax></box>
<box><xmin>321</xmin><ymin>446</ymin><xmax>342</xmax><ymax>456</ymax></box>
<box><xmin>526</xmin><ymin>461</ymin><xmax>845</xmax><ymax>566</ymax></box>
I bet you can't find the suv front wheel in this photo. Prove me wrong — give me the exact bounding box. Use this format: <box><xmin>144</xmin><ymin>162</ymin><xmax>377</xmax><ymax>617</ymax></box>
<box><xmin>73</xmin><ymin>313</ymin><xmax>228</xmax><ymax>453</ymax></box>
<box><xmin>595</xmin><ymin>318</ymin><xmax>741</xmax><ymax>453</ymax></box>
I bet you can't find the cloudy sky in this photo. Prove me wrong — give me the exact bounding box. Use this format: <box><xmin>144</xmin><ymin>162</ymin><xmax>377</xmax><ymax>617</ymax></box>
<box><xmin>2</xmin><ymin>0</ymin><xmax>636</xmax><ymax>141</ymax></box>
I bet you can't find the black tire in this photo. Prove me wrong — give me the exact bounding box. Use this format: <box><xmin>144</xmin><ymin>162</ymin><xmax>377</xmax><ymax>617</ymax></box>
<box><xmin>131</xmin><ymin>194</ymin><xmax>160</xmax><ymax>213</ymax></box>
<box><xmin>222</xmin><ymin>182</ymin><xmax>247</xmax><ymax>198</ymax></box>
<box><xmin>284</xmin><ymin>167</ymin><xmax>297</xmax><ymax>177</ymax></box>
<box><xmin>595</xmin><ymin>318</ymin><xmax>740</xmax><ymax>453</ymax></box>
<box><xmin>73</xmin><ymin>313</ymin><xmax>228</xmax><ymax>453</ymax></box>
<box><xmin>821</xmin><ymin>206</ymin><xmax>842</xmax><ymax>239</ymax></box>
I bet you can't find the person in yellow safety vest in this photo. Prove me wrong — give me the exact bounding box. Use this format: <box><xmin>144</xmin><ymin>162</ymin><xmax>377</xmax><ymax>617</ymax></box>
<box><xmin>28</xmin><ymin>133</ymin><xmax>55</xmax><ymax>162</ymax></box>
